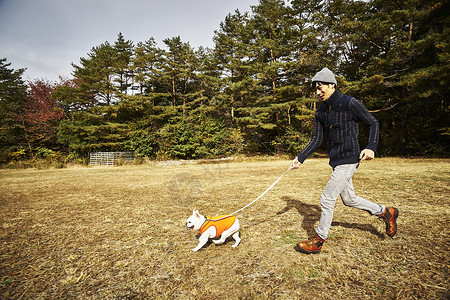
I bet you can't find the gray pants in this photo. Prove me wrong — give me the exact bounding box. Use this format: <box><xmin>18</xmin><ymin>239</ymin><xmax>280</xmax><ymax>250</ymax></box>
<box><xmin>316</xmin><ymin>163</ymin><xmax>385</xmax><ymax>240</ymax></box>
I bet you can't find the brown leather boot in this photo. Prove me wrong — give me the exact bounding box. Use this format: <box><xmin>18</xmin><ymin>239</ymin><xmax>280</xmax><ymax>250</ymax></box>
<box><xmin>294</xmin><ymin>234</ymin><xmax>325</xmax><ymax>254</ymax></box>
<box><xmin>379</xmin><ymin>207</ymin><xmax>399</xmax><ymax>237</ymax></box>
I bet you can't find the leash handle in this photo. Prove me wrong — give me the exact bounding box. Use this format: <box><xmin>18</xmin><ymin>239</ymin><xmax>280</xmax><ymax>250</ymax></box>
<box><xmin>207</xmin><ymin>166</ymin><xmax>292</xmax><ymax>221</ymax></box>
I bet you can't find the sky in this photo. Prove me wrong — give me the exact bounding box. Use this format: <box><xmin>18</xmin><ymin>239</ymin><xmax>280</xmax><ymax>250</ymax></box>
<box><xmin>0</xmin><ymin>0</ymin><xmax>259</xmax><ymax>82</ymax></box>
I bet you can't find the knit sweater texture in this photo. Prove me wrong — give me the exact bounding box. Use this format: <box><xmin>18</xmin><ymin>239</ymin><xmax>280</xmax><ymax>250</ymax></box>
<box><xmin>297</xmin><ymin>90</ymin><xmax>379</xmax><ymax>168</ymax></box>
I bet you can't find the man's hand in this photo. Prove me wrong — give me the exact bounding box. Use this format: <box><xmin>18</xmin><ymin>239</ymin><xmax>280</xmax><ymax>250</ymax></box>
<box><xmin>359</xmin><ymin>149</ymin><xmax>375</xmax><ymax>162</ymax></box>
<box><xmin>291</xmin><ymin>157</ymin><xmax>301</xmax><ymax>169</ymax></box>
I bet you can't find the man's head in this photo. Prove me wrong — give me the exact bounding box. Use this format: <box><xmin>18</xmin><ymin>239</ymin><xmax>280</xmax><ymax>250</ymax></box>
<box><xmin>312</xmin><ymin>68</ymin><xmax>336</xmax><ymax>101</ymax></box>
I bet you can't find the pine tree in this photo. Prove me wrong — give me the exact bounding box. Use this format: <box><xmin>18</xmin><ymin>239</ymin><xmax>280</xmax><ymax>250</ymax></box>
<box><xmin>57</xmin><ymin>111</ymin><xmax>130</xmax><ymax>155</ymax></box>
<box><xmin>234</xmin><ymin>0</ymin><xmax>293</xmax><ymax>152</ymax></box>
<box><xmin>213</xmin><ymin>10</ymin><xmax>252</xmax><ymax>123</ymax></box>
<box><xmin>72</xmin><ymin>42</ymin><xmax>117</xmax><ymax>105</ymax></box>
<box><xmin>0</xmin><ymin>58</ymin><xmax>27</xmax><ymax>162</ymax></box>
<box><xmin>328</xmin><ymin>0</ymin><xmax>450</xmax><ymax>155</ymax></box>
<box><xmin>132</xmin><ymin>37</ymin><xmax>160</xmax><ymax>97</ymax></box>
<box><xmin>159</xmin><ymin>36</ymin><xmax>199</xmax><ymax>116</ymax></box>
<box><xmin>113</xmin><ymin>33</ymin><xmax>134</xmax><ymax>95</ymax></box>
<box><xmin>194</xmin><ymin>46</ymin><xmax>221</xmax><ymax>109</ymax></box>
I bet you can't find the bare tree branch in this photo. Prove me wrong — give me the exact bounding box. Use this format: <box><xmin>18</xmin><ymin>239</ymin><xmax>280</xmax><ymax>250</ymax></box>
<box><xmin>369</xmin><ymin>103</ymin><xmax>398</xmax><ymax>113</ymax></box>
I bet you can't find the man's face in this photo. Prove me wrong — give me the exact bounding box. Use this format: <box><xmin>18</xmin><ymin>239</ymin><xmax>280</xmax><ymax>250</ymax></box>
<box><xmin>315</xmin><ymin>82</ymin><xmax>335</xmax><ymax>101</ymax></box>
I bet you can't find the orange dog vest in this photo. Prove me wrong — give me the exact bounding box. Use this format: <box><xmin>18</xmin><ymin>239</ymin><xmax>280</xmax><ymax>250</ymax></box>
<box><xmin>199</xmin><ymin>215</ymin><xmax>236</xmax><ymax>238</ymax></box>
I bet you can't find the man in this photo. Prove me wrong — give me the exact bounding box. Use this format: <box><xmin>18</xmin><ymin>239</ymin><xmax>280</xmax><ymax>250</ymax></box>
<box><xmin>291</xmin><ymin>68</ymin><xmax>399</xmax><ymax>254</ymax></box>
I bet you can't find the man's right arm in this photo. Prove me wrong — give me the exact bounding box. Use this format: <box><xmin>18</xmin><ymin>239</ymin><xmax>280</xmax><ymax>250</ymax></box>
<box><xmin>292</xmin><ymin>118</ymin><xmax>324</xmax><ymax>167</ymax></box>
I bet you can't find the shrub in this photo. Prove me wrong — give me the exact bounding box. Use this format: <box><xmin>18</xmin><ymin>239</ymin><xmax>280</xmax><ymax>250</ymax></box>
<box><xmin>155</xmin><ymin>118</ymin><xmax>244</xmax><ymax>160</ymax></box>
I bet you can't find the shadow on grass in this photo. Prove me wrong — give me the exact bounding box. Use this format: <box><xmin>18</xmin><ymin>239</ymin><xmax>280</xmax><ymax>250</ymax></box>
<box><xmin>277</xmin><ymin>196</ymin><xmax>321</xmax><ymax>237</ymax></box>
<box><xmin>331</xmin><ymin>221</ymin><xmax>385</xmax><ymax>240</ymax></box>
<box><xmin>277</xmin><ymin>196</ymin><xmax>385</xmax><ymax>239</ymax></box>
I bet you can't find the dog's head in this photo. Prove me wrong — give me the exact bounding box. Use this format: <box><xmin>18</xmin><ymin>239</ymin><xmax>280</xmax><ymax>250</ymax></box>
<box><xmin>186</xmin><ymin>210</ymin><xmax>204</xmax><ymax>231</ymax></box>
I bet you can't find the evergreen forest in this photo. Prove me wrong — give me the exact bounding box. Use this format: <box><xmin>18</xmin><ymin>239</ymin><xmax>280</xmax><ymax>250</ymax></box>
<box><xmin>1</xmin><ymin>0</ymin><xmax>449</xmax><ymax>165</ymax></box>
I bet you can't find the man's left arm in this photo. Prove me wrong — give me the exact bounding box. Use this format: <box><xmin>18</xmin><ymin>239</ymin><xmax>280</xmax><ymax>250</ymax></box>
<box><xmin>350</xmin><ymin>98</ymin><xmax>380</xmax><ymax>162</ymax></box>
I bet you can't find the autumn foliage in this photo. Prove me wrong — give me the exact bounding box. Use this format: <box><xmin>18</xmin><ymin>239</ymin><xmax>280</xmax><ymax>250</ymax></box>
<box><xmin>17</xmin><ymin>80</ymin><xmax>65</xmax><ymax>150</ymax></box>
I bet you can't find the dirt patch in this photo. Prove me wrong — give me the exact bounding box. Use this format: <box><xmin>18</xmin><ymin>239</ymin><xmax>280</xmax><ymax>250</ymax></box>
<box><xmin>0</xmin><ymin>158</ymin><xmax>449</xmax><ymax>299</ymax></box>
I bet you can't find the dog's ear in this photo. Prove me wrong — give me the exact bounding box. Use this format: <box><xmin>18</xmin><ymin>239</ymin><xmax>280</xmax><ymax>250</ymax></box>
<box><xmin>194</xmin><ymin>210</ymin><xmax>200</xmax><ymax>217</ymax></box>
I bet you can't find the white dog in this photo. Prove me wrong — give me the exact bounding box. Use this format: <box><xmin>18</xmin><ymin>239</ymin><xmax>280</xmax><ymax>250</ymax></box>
<box><xmin>186</xmin><ymin>210</ymin><xmax>241</xmax><ymax>252</ymax></box>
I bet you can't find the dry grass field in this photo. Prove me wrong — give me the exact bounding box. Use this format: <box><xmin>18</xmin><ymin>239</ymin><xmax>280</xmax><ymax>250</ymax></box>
<box><xmin>0</xmin><ymin>158</ymin><xmax>449</xmax><ymax>299</ymax></box>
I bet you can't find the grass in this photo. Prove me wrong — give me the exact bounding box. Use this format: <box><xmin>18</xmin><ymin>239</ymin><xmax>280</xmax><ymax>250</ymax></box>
<box><xmin>0</xmin><ymin>158</ymin><xmax>449</xmax><ymax>299</ymax></box>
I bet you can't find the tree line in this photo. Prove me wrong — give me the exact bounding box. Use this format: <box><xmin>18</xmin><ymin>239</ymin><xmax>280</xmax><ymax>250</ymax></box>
<box><xmin>1</xmin><ymin>0</ymin><xmax>448</xmax><ymax>164</ymax></box>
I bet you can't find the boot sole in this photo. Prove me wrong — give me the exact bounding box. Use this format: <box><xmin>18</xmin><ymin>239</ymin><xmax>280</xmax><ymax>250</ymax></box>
<box><xmin>294</xmin><ymin>244</ymin><xmax>321</xmax><ymax>254</ymax></box>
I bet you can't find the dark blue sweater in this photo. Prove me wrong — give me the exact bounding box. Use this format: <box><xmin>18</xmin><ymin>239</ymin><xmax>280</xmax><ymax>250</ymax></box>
<box><xmin>297</xmin><ymin>90</ymin><xmax>379</xmax><ymax>168</ymax></box>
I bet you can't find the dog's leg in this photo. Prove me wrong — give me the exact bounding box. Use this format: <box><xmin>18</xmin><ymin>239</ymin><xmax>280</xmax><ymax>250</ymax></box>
<box><xmin>213</xmin><ymin>227</ymin><xmax>237</xmax><ymax>244</ymax></box>
<box><xmin>232</xmin><ymin>231</ymin><xmax>240</xmax><ymax>247</ymax></box>
<box><xmin>193</xmin><ymin>234</ymin><xmax>209</xmax><ymax>252</ymax></box>
<box><xmin>212</xmin><ymin>219</ymin><xmax>241</xmax><ymax>246</ymax></box>
<box><xmin>212</xmin><ymin>235</ymin><xmax>227</xmax><ymax>244</ymax></box>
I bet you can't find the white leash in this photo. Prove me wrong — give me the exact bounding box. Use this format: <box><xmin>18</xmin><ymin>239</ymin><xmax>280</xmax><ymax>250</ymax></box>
<box><xmin>207</xmin><ymin>166</ymin><xmax>293</xmax><ymax>221</ymax></box>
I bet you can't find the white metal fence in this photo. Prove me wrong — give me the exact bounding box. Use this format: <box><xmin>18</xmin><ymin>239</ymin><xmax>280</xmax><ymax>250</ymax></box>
<box><xmin>89</xmin><ymin>152</ymin><xmax>135</xmax><ymax>166</ymax></box>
